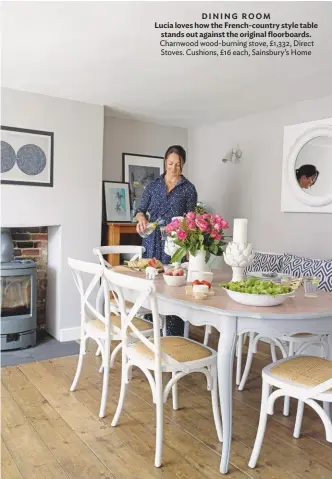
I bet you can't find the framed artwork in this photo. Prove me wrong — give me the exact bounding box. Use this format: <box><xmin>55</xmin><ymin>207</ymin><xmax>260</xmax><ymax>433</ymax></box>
<box><xmin>122</xmin><ymin>153</ymin><xmax>164</xmax><ymax>214</ymax></box>
<box><xmin>1</xmin><ymin>126</ymin><xmax>54</xmax><ymax>187</ymax></box>
<box><xmin>103</xmin><ymin>181</ymin><xmax>132</xmax><ymax>223</ymax></box>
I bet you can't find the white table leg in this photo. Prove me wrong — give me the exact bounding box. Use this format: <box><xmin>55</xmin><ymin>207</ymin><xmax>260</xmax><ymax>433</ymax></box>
<box><xmin>183</xmin><ymin>321</ymin><xmax>190</xmax><ymax>338</ymax></box>
<box><xmin>328</xmin><ymin>334</ymin><xmax>332</xmax><ymax>360</ymax></box>
<box><xmin>218</xmin><ymin>317</ymin><xmax>237</xmax><ymax>474</ymax></box>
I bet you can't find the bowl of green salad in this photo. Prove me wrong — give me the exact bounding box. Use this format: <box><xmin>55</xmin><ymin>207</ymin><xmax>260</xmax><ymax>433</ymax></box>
<box><xmin>219</xmin><ymin>277</ymin><xmax>293</xmax><ymax>306</ymax></box>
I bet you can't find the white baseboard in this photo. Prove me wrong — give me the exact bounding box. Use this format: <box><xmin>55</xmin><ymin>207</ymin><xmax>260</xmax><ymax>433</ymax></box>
<box><xmin>59</xmin><ymin>327</ymin><xmax>81</xmax><ymax>342</ymax></box>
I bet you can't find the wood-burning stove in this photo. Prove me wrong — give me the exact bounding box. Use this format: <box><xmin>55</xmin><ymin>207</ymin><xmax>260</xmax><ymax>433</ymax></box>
<box><xmin>1</xmin><ymin>229</ymin><xmax>37</xmax><ymax>350</ymax></box>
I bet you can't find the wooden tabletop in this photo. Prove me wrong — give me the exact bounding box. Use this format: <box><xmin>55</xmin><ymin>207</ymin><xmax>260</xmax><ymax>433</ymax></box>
<box><xmin>113</xmin><ymin>267</ymin><xmax>332</xmax><ymax>320</ymax></box>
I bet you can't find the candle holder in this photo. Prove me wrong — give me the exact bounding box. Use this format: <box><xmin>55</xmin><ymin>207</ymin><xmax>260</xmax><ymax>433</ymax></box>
<box><xmin>223</xmin><ymin>242</ymin><xmax>254</xmax><ymax>282</ymax></box>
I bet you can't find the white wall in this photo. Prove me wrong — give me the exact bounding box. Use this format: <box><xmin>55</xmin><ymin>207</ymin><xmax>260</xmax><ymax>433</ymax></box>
<box><xmin>103</xmin><ymin>116</ymin><xmax>188</xmax><ymax>180</ymax></box>
<box><xmin>188</xmin><ymin>94</ymin><xmax>332</xmax><ymax>260</ymax></box>
<box><xmin>1</xmin><ymin>88</ymin><xmax>104</xmax><ymax>340</ymax></box>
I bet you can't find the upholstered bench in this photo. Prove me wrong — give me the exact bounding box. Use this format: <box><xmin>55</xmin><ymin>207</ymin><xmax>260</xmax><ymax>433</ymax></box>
<box><xmin>245</xmin><ymin>250</ymin><xmax>332</xmax><ymax>292</ymax></box>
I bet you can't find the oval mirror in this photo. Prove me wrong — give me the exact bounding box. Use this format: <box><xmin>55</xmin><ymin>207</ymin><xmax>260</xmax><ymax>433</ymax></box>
<box><xmin>294</xmin><ymin>136</ymin><xmax>332</xmax><ymax>197</ymax></box>
<box><xmin>287</xmin><ymin>125</ymin><xmax>332</xmax><ymax>207</ymax></box>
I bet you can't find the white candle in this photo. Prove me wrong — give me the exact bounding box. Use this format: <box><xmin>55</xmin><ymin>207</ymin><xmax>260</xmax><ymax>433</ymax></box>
<box><xmin>233</xmin><ymin>218</ymin><xmax>248</xmax><ymax>244</ymax></box>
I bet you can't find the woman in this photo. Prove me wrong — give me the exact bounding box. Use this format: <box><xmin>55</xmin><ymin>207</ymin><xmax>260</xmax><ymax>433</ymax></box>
<box><xmin>296</xmin><ymin>164</ymin><xmax>319</xmax><ymax>189</ymax></box>
<box><xmin>136</xmin><ymin>145</ymin><xmax>198</xmax><ymax>335</ymax></box>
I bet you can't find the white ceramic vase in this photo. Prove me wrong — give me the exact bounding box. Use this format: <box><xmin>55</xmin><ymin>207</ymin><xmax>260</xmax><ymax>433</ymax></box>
<box><xmin>187</xmin><ymin>250</ymin><xmax>209</xmax><ymax>282</ymax></box>
<box><xmin>223</xmin><ymin>241</ymin><xmax>254</xmax><ymax>282</ymax></box>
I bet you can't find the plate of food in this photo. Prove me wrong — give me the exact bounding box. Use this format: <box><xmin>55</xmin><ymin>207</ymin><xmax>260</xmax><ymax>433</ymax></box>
<box><xmin>220</xmin><ymin>277</ymin><xmax>293</xmax><ymax>306</ymax></box>
<box><xmin>185</xmin><ymin>279</ymin><xmax>216</xmax><ymax>299</ymax></box>
<box><xmin>124</xmin><ymin>257</ymin><xmax>164</xmax><ymax>272</ymax></box>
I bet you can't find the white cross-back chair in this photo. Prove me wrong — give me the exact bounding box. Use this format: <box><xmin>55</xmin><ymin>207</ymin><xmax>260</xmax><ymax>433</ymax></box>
<box><xmin>68</xmin><ymin>258</ymin><xmax>111</xmax><ymax>418</ymax></box>
<box><xmin>93</xmin><ymin>245</ymin><xmax>154</xmax><ymax>360</ymax></box>
<box><xmin>203</xmin><ymin>328</ymin><xmax>329</xmax><ymax>395</ymax></box>
<box><xmin>68</xmin><ymin>257</ymin><xmax>154</xmax><ymax>417</ymax></box>
<box><xmin>236</xmin><ymin>331</ymin><xmax>329</xmax><ymax>416</ymax></box>
<box><xmin>93</xmin><ymin>245</ymin><xmax>144</xmax><ymax>269</ymax></box>
<box><xmin>93</xmin><ymin>245</ymin><xmax>151</xmax><ymax>317</ymax></box>
<box><xmin>104</xmin><ymin>268</ymin><xmax>223</xmax><ymax>468</ymax></box>
<box><xmin>249</xmin><ymin>355</ymin><xmax>332</xmax><ymax>469</ymax></box>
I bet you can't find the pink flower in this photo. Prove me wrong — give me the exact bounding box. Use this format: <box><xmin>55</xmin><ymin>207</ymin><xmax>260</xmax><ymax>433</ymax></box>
<box><xmin>165</xmin><ymin>219</ymin><xmax>182</xmax><ymax>233</ymax></box>
<box><xmin>186</xmin><ymin>219</ymin><xmax>196</xmax><ymax>230</ymax></box>
<box><xmin>219</xmin><ymin>220</ymin><xmax>229</xmax><ymax>229</ymax></box>
<box><xmin>195</xmin><ymin>218</ymin><xmax>210</xmax><ymax>232</ymax></box>
<box><xmin>202</xmin><ymin>213</ymin><xmax>211</xmax><ymax>220</ymax></box>
<box><xmin>211</xmin><ymin>230</ymin><xmax>222</xmax><ymax>240</ymax></box>
<box><xmin>172</xmin><ymin>218</ymin><xmax>180</xmax><ymax>229</ymax></box>
<box><xmin>177</xmin><ymin>229</ymin><xmax>187</xmax><ymax>241</ymax></box>
<box><xmin>165</xmin><ymin>219</ymin><xmax>181</xmax><ymax>233</ymax></box>
<box><xmin>213</xmin><ymin>218</ymin><xmax>229</xmax><ymax>230</ymax></box>
<box><xmin>165</xmin><ymin>224</ymin><xmax>173</xmax><ymax>233</ymax></box>
<box><xmin>186</xmin><ymin>211</ymin><xmax>196</xmax><ymax>220</ymax></box>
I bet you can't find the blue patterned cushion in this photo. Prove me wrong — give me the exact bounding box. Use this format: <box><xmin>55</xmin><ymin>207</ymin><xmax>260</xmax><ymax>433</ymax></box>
<box><xmin>282</xmin><ymin>253</ymin><xmax>332</xmax><ymax>292</ymax></box>
<box><xmin>245</xmin><ymin>251</ymin><xmax>283</xmax><ymax>273</ymax></box>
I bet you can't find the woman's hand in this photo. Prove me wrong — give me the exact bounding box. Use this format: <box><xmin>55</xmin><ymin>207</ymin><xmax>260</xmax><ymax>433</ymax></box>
<box><xmin>136</xmin><ymin>214</ymin><xmax>148</xmax><ymax>234</ymax></box>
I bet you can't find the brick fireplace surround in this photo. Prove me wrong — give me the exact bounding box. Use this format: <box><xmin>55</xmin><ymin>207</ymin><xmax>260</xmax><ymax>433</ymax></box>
<box><xmin>10</xmin><ymin>227</ymin><xmax>48</xmax><ymax>330</ymax></box>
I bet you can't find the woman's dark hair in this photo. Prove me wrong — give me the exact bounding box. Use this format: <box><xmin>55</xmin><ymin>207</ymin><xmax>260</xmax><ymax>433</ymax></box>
<box><xmin>164</xmin><ymin>145</ymin><xmax>186</xmax><ymax>164</ymax></box>
<box><xmin>295</xmin><ymin>164</ymin><xmax>319</xmax><ymax>184</ymax></box>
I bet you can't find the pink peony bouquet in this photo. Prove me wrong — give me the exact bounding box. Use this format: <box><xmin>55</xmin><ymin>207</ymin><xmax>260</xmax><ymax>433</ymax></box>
<box><xmin>165</xmin><ymin>212</ymin><xmax>229</xmax><ymax>263</ymax></box>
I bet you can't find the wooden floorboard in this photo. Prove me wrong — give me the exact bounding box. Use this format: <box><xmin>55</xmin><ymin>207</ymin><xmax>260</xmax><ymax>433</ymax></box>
<box><xmin>1</xmin><ymin>327</ymin><xmax>331</xmax><ymax>479</ymax></box>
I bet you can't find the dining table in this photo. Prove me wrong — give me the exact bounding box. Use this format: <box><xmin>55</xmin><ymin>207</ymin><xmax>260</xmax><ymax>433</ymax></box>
<box><xmin>112</xmin><ymin>266</ymin><xmax>332</xmax><ymax>474</ymax></box>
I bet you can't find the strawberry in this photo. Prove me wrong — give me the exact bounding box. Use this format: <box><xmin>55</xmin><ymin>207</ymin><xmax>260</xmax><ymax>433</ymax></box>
<box><xmin>165</xmin><ymin>271</ymin><xmax>173</xmax><ymax>276</ymax></box>
<box><xmin>173</xmin><ymin>269</ymin><xmax>184</xmax><ymax>276</ymax></box>
<box><xmin>201</xmin><ymin>280</ymin><xmax>211</xmax><ymax>289</ymax></box>
<box><xmin>148</xmin><ymin>258</ymin><xmax>157</xmax><ymax>267</ymax></box>
<box><xmin>192</xmin><ymin>280</ymin><xmax>201</xmax><ymax>286</ymax></box>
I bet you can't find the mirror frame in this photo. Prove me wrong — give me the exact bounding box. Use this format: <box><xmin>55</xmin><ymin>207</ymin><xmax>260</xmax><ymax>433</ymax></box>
<box><xmin>287</xmin><ymin>125</ymin><xmax>332</xmax><ymax>207</ymax></box>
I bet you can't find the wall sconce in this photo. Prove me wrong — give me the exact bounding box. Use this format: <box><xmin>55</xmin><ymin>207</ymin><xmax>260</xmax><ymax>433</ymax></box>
<box><xmin>222</xmin><ymin>146</ymin><xmax>242</xmax><ymax>164</ymax></box>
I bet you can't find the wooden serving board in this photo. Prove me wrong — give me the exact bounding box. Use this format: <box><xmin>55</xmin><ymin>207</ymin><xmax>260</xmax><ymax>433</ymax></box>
<box><xmin>118</xmin><ymin>265</ymin><xmax>164</xmax><ymax>273</ymax></box>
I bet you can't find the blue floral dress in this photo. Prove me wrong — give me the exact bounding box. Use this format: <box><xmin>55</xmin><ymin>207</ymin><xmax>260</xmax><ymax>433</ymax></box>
<box><xmin>136</xmin><ymin>174</ymin><xmax>197</xmax><ymax>336</ymax></box>
<box><xmin>136</xmin><ymin>174</ymin><xmax>197</xmax><ymax>264</ymax></box>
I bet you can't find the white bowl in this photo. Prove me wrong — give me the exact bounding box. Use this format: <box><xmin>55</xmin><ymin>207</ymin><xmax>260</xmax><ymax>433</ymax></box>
<box><xmin>223</xmin><ymin>288</ymin><xmax>293</xmax><ymax>306</ymax></box>
<box><xmin>163</xmin><ymin>274</ymin><xmax>186</xmax><ymax>287</ymax></box>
